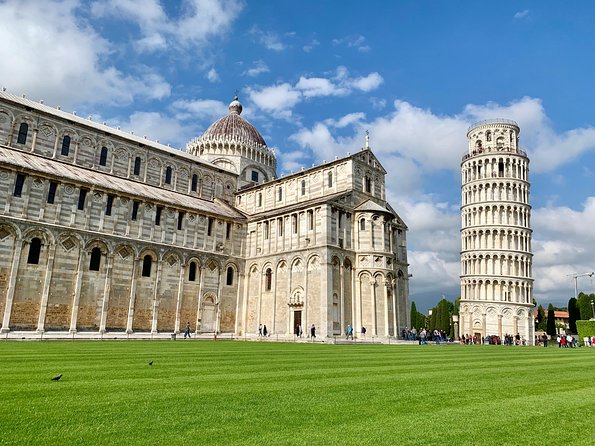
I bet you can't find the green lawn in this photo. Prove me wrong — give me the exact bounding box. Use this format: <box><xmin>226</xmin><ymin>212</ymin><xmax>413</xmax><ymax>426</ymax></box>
<box><xmin>0</xmin><ymin>341</ymin><xmax>593</xmax><ymax>446</ymax></box>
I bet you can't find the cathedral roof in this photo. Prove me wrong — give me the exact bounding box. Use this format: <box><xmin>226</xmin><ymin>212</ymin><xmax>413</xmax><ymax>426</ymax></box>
<box><xmin>354</xmin><ymin>199</ymin><xmax>395</xmax><ymax>215</ymax></box>
<box><xmin>197</xmin><ymin>96</ymin><xmax>267</xmax><ymax>148</ymax></box>
<box><xmin>0</xmin><ymin>147</ymin><xmax>245</xmax><ymax>220</ymax></box>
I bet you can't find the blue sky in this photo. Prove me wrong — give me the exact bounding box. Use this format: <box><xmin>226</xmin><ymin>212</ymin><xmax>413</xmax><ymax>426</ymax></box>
<box><xmin>2</xmin><ymin>0</ymin><xmax>595</xmax><ymax>311</ymax></box>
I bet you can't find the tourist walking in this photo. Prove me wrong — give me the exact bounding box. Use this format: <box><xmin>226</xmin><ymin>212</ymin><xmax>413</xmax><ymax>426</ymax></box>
<box><xmin>310</xmin><ymin>324</ymin><xmax>316</xmax><ymax>339</ymax></box>
<box><xmin>263</xmin><ymin>325</ymin><xmax>268</xmax><ymax>337</ymax></box>
<box><xmin>346</xmin><ymin>324</ymin><xmax>353</xmax><ymax>340</ymax></box>
<box><xmin>184</xmin><ymin>322</ymin><xmax>191</xmax><ymax>339</ymax></box>
<box><xmin>258</xmin><ymin>323</ymin><xmax>263</xmax><ymax>337</ymax></box>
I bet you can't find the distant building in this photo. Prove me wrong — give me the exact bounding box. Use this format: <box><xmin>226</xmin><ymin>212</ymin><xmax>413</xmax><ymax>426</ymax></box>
<box><xmin>0</xmin><ymin>91</ymin><xmax>409</xmax><ymax>339</ymax></box>
<box><xmin>459</xmin><ymin>119</ymin><xmax>534</xmax><ymax>344</ymax></box>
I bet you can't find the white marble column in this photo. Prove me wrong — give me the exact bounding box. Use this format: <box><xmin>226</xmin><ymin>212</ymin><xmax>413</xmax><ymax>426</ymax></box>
<box><xmin>1</xmin><ymin>236</ymin><xmax>23</xmax><ymax>332</ymax></box>
<box><xmin>36</xmin><ymin>242</ymin><xmax>57</xmax><ymax>333</ymax></box>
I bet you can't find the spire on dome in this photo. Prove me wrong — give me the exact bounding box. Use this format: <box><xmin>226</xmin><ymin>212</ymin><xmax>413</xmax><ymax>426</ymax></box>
<box><xmin>364</xmin><ymin>129</ymin><xmax>370</xmax><ymax>150</ymax></box>
<box><xmin>229</xmin><ymin>95</ymin><xmax>243</xmax><ymax>115</ymax></box>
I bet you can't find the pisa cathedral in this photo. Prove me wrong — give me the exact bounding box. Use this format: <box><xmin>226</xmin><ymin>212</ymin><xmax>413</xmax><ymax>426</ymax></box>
<box><xmin>0</xmin><ymin>91</ymin><xmax>410</xmax><ymax>340</ymax></box>
<box><xmin>459</xmin><ymin>119</ymin><xmax>534</xmax><ymax>344</ymax></box>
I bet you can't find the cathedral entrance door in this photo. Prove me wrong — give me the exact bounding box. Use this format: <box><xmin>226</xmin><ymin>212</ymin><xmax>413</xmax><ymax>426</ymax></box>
<box><xmin>201</xmin><ymin>296</ymin><xmax>217</xmax><ymax>332</ymax></box>
<box><xmin>294</xmin><ymin>311</ymin><xmax>302</xmax><ymax>335</ymax></box>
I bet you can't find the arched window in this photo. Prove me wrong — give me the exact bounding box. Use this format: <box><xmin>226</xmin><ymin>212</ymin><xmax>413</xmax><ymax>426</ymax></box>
<box><xmin>27</xmin><ymin>237</ymin><xmax>41</xmax><ymax>264</ymax></box>
<box><xmin>188</xmin><ymin>261</ymin><xmax>197</xmax><ymax>282</ymax></box>
<box><xmin>360</xmin><ymin>219</ymin><xmax>366</xmax><ymax>230</ymax></box>
<box><xmin>165</xmin><ymin>166</ymin><xmax>172</xmax><ymax>184</ymax></box>
<box><xmin>61</xmin><ymin>135</ymin><xmax>71</xmax><ymax>156</ymax></box>
<box><xmin>486</xmin><ymin>131</ymin><xmax>492</xmax><ymax>142</ymax></box>
<box><xmin>226</xmin><ymin>266</ymin><xmax>234</xmax><ymax>286</ymax></box>
<box><xmin>301</xmin><ymin>180</ymin><xmax>306</xmax><ymax>196</ymax></box>
<box><xmin>13</xmin><ymin>174</ymin><xmax>25</xmax><ymax>197</ymax></box>
<box><xmin>264</xmin><ymin>268</ymin><xmax>272</xmax><ymax>291</ymax></box>
<box><xmin>142</xmin><ymin>255</ymin><xmax>152</xmax><ymax>277</ymax></box>
<box><xmin>89</xmin><ymin>247</ymin><xmax>101</xmax><ymax>271</ymax></box>
<box><xmin>99</xmin><ymin>147</ymin><xmax>108</xmax><ymax>166</ymax></box>
<box><xmin>17</xmin><ymin>123</ymin><xmax>28</xmax><ymax>144</ymax></box>
<box><xmin>191</xmin><ymin>174</ymin><xmax>198</xmax><ymax>192</ymax></box>
<box><xmin>328</xmin><ymin>172</ymin><xmax>333</xmax><ymax>188</ymax></box>
<box><xmin>277</xmin><ymin>187</ymin><xmax>282</xmax><ymax>201</ymax></box>
<box><xmin>258</xmin><ymin>192</ymin><xmax>262</xmax><ymax>207</ymax></box>
<box><xmin>364</xmin><ymin>176</ymin><xmax>372</xmax><ymax>193</ymax></box>
<box><xmin>133</xmin><ymin>156</ymin><xmax>141</xmax><ymax>175</ymax></box>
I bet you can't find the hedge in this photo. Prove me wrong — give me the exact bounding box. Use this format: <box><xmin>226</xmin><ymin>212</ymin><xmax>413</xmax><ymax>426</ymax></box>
<box><xmin>576</xmin><ymin>320</ymin><xmax>595</xmax><ymax>346</ymax></box>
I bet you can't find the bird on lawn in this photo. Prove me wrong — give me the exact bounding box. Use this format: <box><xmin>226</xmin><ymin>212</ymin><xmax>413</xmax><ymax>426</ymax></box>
<box><xmin>148</xmin><ymin>361</ymin><xmax>153</xmax><ymax>366</ymax></box>
<box><xmin>51</xmin><ymin>374</ymin><xmax>63</xmax><ymax>381</ymax></box>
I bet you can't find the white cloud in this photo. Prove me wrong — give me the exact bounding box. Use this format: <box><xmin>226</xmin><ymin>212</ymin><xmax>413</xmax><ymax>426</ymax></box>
<box><xmin>303</xmin><ymin>39</ymin><xmax>320</xmax><ymax>52</ymax></box>
<box><xmin>244</xmin><ymin>60</ymin><xmax>270</xmax><ymax>77</ymax></box>
<box><xmin>206</xmin><ymin>68</ymin><xmax>219</xmax><ymax>82</ymax></box>
<box><xmin>171</xmin><ymin>98</ymin><xmax>229</xmax><ymax>121</ymax></box>
<box><xmin>348</xmin><ymin>72</ymin><xmax>384</xmax><ymax>92</ymax></box>
<box><xmin>245</xmin><ymin>83</ymin><xmax>301</xmax><ymax>118</ymax></box>
<box><xmin>249</xmin><ymin>26</ymin><xmax>287</xmax><ymax>51</ymax></box>
<box><xmin>324</xmin><ymin>112</ymin><xmax>366</xmax><ymax>129</ymax></box>
<box><xmin>332</xmin><ymin>34</ymin><xmax>370</xmax><ymax>52</ymax></box>
<box><xmin>92</xmin><ymin>0</ymin><xmax>244</xmax><ymax>52</ymax></box>
<box><xmin>112</xmin><ymin>111</ymin><xmax>190</xmax><ymax>148</ymax></box>
<box><xmin>514</xmin><ymin>10</ymin><xmax>530</xmax><ymax>20</ymax></box>
<box><xmin>247</xmin><ymin>67</ymin><xmax>383</xmax><ymax>115</ymax></box>
<box><xmin>0</xmin><ymin>0</ymin><xmax>171</xmax><ymax>108</ymax></box>
<box><xmin>296</xmin><ymin>76</ymin><xmax>348</xmax><ymax>98</ymax></box>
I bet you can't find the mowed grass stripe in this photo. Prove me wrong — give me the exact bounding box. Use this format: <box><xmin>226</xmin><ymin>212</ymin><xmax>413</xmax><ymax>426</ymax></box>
<box><xmin>0</xmin><ymin>341</ymin><xmax>593</xmax><ymax>445</ymax></box>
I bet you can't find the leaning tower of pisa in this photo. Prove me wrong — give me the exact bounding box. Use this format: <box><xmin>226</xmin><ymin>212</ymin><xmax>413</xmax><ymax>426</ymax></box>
<box><xmin>459</xmin><ymin>119</ymin><xmax>534</xmax><ymax>344</ymax></box>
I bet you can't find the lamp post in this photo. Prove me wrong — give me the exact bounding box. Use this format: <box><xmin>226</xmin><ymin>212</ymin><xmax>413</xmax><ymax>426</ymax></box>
<box><xmin>591</xmin><ymin>300</ymin><xmax>595</xmax><ymax>320</ymax></box>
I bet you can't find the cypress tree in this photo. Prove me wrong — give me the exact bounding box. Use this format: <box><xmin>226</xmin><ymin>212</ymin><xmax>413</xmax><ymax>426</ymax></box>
<box><xmin>546</xmin><ymin>304</ymin><xmax>557</xmax><ymax>337</ymax></box>
<box><xmin>536</xmin><ymin>305</ymin><xmax>547</xmax><ymax>331</ymax></box>
<box><xmin>410</xmin><ymin>302</ymin><xmax>418</xmax><ymax>329</ymax></box>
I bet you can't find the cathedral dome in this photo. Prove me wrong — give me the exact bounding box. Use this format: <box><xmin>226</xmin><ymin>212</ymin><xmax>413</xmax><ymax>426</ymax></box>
<box><xmin>198</xmin><ymin>96</ymin><xmax>267</xmax><ymax>148</ymax></box>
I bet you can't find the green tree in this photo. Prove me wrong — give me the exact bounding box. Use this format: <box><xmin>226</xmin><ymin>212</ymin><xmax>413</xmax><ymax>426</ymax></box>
<box><xmin>577</xmin><ymin>292</ymin><xmax>595</xmax><ymax>321</ymax></box>
<box><xmin>546</xmin><ymin>304</ymin><xmax>557</xmax><ymax>337</ymax></box>
<box><xmin>536</xmin><ymin>305</ymin><xmax>547</xmax><ymax>331</ymax></box>
<box><xmin>568</xmin><ymin>297</ymin><xmax>580</xmax><ymax>333</ymax></box>
<box><xmin>410</xmin><ymin>301</ymin><xmax>418</xmax><ymax>329</ymax></box>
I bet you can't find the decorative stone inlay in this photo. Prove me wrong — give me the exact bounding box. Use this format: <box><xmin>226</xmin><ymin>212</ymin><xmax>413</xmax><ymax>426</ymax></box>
<box><xmin>166</xmin><ymin>255</ymin><xmax>178</xmax><ymax>267</ymax></box>
<box><xmin>0</xmin><ymin>227</ymin><xmax>11</xmax><ymax>240</ymax></box>
<box><xmin>39</xmin><ymin>125</ymin><xmax>54</xmax><ymax>138</ymax></box>
<box><xmin>81</xmin><ymin>137</ymin><xmax>92</xmax><ymax>147</ymax></box>
<box><xmin>63</xmin><ymin>185</ymin><xmax>75</xmax><ymax>195</ymax></box>
<box><xmin>118</xmin><ymin>246</ymin><xmax>132</xmax><ymax>259</ymax></box>
<box><xmin>149</xmin><ymin>158</ymin><xmax>160</xmax><ymax>168</ymax></box>
<box><xmin>120</xmin><ymin>197</ymin><xmax>129</xmax><ymax>205</ymax></box>
<box><xmin>60</xmin><ymin>237</ymin><xmax>76</xmax><ymax>252</ymax></box>
<box><xmin>93</xmin><ymin>192</ymin><xmax>103</xmax><ymax>202</ymax></box>
<box><xmin>32</xmin><ymin>178</ymin><xmax>44</xmax><ymax>189</ymax></box>
<box><xmin>0</xmin><ymin>113</ymin><xmax>7</xmax><ymax>123</ymax></box>
<box><xmin>308</xmin><ymin>257</ymin><xmax>320</xmax><ymax>271</ymax></box>
<box><xmin>0</xmin><ymin>170</ymin><xmax>8</xmax><ymax>180</ymax></box>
